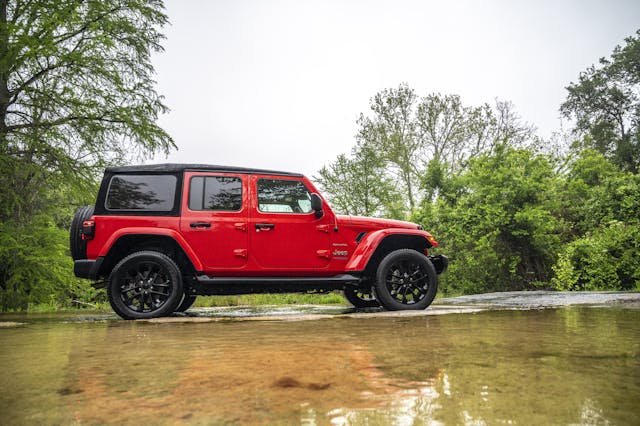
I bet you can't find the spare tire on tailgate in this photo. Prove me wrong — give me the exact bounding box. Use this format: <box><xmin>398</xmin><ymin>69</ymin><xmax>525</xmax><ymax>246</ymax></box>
<box><xmin>70</xmin><ymin>206</ymin><xmax>94</xmax><ymax>260</ymax></box>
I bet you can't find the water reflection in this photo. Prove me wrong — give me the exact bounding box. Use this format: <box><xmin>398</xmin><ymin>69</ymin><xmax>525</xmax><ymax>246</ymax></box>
<box><xmin>0</xmin><ymin>307</ymin><xmax>638</xmax><ymax>424</ymax></box>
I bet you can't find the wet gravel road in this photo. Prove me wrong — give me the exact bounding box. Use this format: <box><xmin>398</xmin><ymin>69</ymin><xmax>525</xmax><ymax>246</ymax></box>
<box><xmin>435</xmin><ymin>290</ymin><xmax>640</xmax><ymax>309</ymax></box>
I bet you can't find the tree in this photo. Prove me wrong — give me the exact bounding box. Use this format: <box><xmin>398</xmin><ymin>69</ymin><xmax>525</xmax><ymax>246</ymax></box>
<box><xmin>0</xmin><ymin>0</ymin><xmax>173</xmax><ymax>310</ymax></box>
<box><xmin>0</xmin><ymin>0</ymin><xmax>174</xmax><ymax>223</ymax></box>
<box><xmin>415</xmin><ymin>95</ymin><xmax>534</xmax><ymax>201</ymax></box>
<box><xmin>355</xmin><ymin>85</ymin><xmax>535</xmax><ymax>213</ymax></box>
<box><xmin>419</xmin><ymin>146</ymin><xmax>562</xmax><ymax>294</ymax></box>
<box><xmin>358</xmin><ymin>84</ymin><xmax>421</xmax><ymax>211</ymax></box>
<box><xmin>561</xmin><ymin>30</ymin><xmax>640</xmax><ymax>173</ymax></box>
<box><xmin>314</xmin><ymin>140</ymin><xmax>398</xmax><ymax>217</ymax></box>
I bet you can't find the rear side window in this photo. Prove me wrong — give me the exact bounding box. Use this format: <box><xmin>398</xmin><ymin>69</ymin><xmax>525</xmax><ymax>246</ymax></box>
<box><xmin>189</xmin><ymin>176</ymin><xmax>242</xmax><ymax>211</ymax></box>
<box><xmin>106</xmin><ymin>175</ymin><xmax>177</xmax><ymax>211</ymax></box>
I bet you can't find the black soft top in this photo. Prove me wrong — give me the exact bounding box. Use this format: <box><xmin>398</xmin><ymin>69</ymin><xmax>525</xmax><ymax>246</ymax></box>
<box><xmin>105</xmin><ymin>163</ymin><xmax>304</xmax><ymax>177</ymax></box>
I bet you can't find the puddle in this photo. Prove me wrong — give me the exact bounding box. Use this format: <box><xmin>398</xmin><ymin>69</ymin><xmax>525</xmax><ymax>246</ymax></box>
<box><xmin>0</xmin><ymin>292</ymin><xmax>638</xmax><ymax>424</ymax></box>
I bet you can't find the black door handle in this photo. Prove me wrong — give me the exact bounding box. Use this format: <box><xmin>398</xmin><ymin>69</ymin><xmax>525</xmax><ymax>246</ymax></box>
<box><xmin>255</xmin><ymin>223</ymin><xmax>275</xmax><ymax>230</ymax></box>
<box><xmin>190</xmin><ymin>222</ymin><xmax>211</xmax><ymax>228</ymax></box>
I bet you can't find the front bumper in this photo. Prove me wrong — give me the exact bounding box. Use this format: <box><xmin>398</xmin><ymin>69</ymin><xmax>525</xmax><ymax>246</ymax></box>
<box><xmin>429</xmin><ymin>254</ymin><xmax>448</xmax><ymax>274</ymax></box>
<box><xmin>73</xmin><ymin>257</ymin><xmax>103</xmax><ymax>280</ymax></box>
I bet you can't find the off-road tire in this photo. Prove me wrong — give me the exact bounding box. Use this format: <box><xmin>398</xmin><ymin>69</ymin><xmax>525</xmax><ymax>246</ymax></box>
<box><xmin>373</xmin><ymin>249</ymin><xmax>438</xmax><ymax>311</ymax></box>
<box><xmin>70</xmin><ymin>206</ymin><xmax>94</xmax><ymax>260</ymax></box>
<box><xmin>175</xmin><ymin>294</ymin><xmax>197</xmax><ymax>312</ymax></box>
<box><xmin>343</xmin><ymin>287</ymin><xmax>380</xmax><ymax>308</ymax></box>
<box><xmin>107</xmin><ymin>251</ymin><xmax>184</xmax><ymax>320</ymax></box>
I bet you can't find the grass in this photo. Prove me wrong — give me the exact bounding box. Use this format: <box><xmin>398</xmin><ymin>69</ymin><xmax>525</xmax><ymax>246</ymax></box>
<box><xmin>193</xmin><ymin>292</ymin><xmax>347</xmax><ymax>307</ymax></box>
<box><xmin>18</xmin><ymin>292</ymin><xmax>348</xmax><ymax>312</ymax></box>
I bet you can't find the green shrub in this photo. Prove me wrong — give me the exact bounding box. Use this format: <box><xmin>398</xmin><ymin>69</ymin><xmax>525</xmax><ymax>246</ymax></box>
<box><xmin>552</xmin><ymin>222</ymin><xmax>640</xmax><ymax>291</ymax></box>
<box><xmin>0</xmin><ymin>217</ymin><xmax>101</xmax><ymax>311</ymax></box>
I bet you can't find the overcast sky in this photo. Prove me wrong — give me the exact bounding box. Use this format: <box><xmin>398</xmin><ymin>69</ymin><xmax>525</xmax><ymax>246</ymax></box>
<box><xmin>150</xmin><ymin>0</ymin><xmax>640</xmax><ymax>178</ymax></box>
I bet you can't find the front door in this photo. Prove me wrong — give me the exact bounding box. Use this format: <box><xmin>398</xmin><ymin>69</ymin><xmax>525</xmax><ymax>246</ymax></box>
<box><xmin>179</xmin><ymin>172</ymin><xmax>248</xmax><ymax>272</ymax></box>
<box><xmin>249</xmin><ymin>176</ymin><xmax>331</xmax><ymax>272</ymax></box>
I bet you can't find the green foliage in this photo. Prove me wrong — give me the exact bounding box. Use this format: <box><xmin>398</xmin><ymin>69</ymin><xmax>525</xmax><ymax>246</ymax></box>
<box><xmin>319</xmin><ymin>86</ymin><xmax>534</xmax><ymax>217</ymax></box>
<box><xmin>555</xmin><ymin>149</ymin><xmax>614</xmax><ymax>237</ymax></box>
<box><xmin>551</xmin><ymin>151</ymin><xmax>640</xmax><ymax>291</ymax></box>
<box><xmin>419</xmin><ymin>146</ymin><xmax>562</xmax><ymax>294</ymax></box>
<box><xmin>552</xmin><ymin>222</ymin><xmax>640</xmax><ymax>291</ymax></box>
<box><xmin>561</xmin><ymin>30</ymin><xmax>640</xmax><ymax>173</ymax></box>
<box><xmin>0</xmin><ymin>0</ymin><xmax>174</xmax><ymax>224</ymax></box>
<box><xmin>0</xmin><ymin>216</ymin><xmax>104</xmax><ymax>311</ymax></box>
<box><xmin>320</xmin><ymin>31</ymin><xmax>640</xmax><ymax>296</ymax></box>
<box><xmin>314</xmin><ymin>141</ymin><xmax>400</xmax><ymax>217</ymax></box>
<box><xmin>0</xmin><ymin>0</ymin><xmax>172</xmax><ymax>311</ymax></box>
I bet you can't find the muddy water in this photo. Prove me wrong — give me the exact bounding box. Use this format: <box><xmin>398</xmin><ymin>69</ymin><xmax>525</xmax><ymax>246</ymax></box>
<box><xmin>0</xmin><ymin>305</ymin><xmax>638</xmax><ymax>425</ymax></box>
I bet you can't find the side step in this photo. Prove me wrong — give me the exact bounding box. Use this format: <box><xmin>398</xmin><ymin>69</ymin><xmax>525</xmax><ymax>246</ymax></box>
<box><xmin>190</xmin><ymin>274</ymin><xmax>362</xmax><ymax>296</ymax></box>
<box><xmin>195</xmin><ymin>274</ymin><xmax>361</xmax><ymax>286</ymax></box>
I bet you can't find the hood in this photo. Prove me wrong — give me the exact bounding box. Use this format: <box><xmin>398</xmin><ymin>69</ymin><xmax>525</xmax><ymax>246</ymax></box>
<box><xmin>336</xmin><ymin>215</ymin><xmax>422</xmax><ymax>231</ymax></box>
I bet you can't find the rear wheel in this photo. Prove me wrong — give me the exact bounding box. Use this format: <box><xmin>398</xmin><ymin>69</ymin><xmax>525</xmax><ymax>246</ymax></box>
<box><xmin>175</xmin><ymin>293</ymin><xmax>197</xmax><ymax>312</ymax></box>
<box><xmin>373</xmin><ymin>249</ymin><xmax>438</xmax><ymax>311</ymax></box>
<box><xmin>343</xmin><ymin>287</ymin><xmax>380</xmax><ymax>308</ymax></box>
<box><xmin>107</xmin><ymin>251</ymin><xmax>183</xmax><ymax>320</ymax></box>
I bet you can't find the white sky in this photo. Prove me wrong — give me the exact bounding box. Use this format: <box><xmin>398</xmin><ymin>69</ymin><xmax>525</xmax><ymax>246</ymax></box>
<box><xmin>150</xmin><ymin>0</ymin><xmax>640</xmax><ymax>178</ymax></box>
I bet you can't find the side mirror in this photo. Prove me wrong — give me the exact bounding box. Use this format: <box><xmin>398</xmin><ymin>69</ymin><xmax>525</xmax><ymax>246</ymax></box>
<box><xmin>310</xmin><ymin>193</ymin><xmax>324</xmax><ymax>218</ymax></box>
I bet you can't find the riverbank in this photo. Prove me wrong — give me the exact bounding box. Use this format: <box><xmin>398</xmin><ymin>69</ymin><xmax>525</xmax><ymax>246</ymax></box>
<box><xmin>8</xmin><ymin>290</ymin><xmax>640</xmax><ymax>316</ymax></box>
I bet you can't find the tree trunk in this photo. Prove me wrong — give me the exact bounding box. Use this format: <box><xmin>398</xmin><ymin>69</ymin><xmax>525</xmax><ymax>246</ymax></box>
<box><xmin>0</xmin><ymin>0</ymin><xmax>9</xmax><ymax>138</ymax></box>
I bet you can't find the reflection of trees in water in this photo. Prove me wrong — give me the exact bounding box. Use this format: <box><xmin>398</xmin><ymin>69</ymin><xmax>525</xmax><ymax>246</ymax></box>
<box><xmin>57</xmin><ymin>309</ymin><xmax>635</xmax><ymax>425</ymax></box>
<box><xmin>61</xmin><ymin>318</ymin><xmax>442</xmax><ymax>424</ymax></box>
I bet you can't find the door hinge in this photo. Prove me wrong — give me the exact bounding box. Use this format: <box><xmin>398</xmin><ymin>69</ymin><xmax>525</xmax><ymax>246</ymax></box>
<box><xmin>233</xmin><ymin>249</ymin><xmax>248</xmax><ymax>258</ymax></box>
<box><xmin>316</xmin><ymin>249</ymin><xmax>331</xmax><ymax>259</ymax></box>
<box><xmin>316</xmin><ymin>224</ymin><xmax>330</xmax><ymax>233</ymax></box>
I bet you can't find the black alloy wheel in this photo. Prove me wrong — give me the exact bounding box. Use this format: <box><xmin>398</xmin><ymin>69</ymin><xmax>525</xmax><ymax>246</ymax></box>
<box><xmin>343</xmin><ymin>287</ymin><xmax>380</xmax><ymax>308</ymax></box>
<box><xmin>374</xmin><ymin>249</ymin><xmax>438</xmax><ymax>311</ymax></box>
<box><xmin>107</xmin><ymin>251</ymin><xmax>183</xmax><ymax>320</ymax></box>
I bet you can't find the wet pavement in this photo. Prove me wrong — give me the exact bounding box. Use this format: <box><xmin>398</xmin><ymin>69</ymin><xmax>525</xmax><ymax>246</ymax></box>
<box><xmin>436</xmin><ymin>290</ymin><xmax>640</xmax><ymax>309</ymax></box>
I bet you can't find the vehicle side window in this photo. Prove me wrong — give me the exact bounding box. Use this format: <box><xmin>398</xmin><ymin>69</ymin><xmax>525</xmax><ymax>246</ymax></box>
<box><xmin>106</xmin><ymin>174</ymin><xmax>177</xmax><ymax>211</ymax></box>
<box><xmin>257</xmin><ymin>179</ymin><xmax>312</xmax><ymax>213</ymax></box>
<box><xmin>189</xmin><ymin>176</ymin><xmax>242</xmax><ymax>211</ymax></box>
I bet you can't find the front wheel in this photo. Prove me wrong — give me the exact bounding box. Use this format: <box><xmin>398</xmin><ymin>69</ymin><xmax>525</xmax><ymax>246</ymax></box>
<box><xmin>373</xmin><ymin>249</ymin><xmax>438</xmax><ymax>311</ymax></box>
<box><xmin>343</xmin><ymin>287</ymin><xmax>380</xmax><ymax>308</ymax></box>
<box><xmin>107</xmin><ymin>251</ymin><xmax>184</xmax><ymax>320</ymax></box>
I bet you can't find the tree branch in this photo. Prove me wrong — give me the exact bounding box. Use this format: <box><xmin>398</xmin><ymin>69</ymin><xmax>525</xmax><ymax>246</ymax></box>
<box><xmin>52</xmin><ymin>6</ymin><xmax>121</xmax><ymax>46</ymax></box>
<box><xmin>4</xmin><ymin>114</ymin><xmax>128</xmax><ymax>132</ymax></box>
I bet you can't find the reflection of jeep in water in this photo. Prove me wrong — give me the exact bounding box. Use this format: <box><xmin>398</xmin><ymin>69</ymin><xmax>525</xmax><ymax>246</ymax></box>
<box><xmin>71</xmin><ymin>164</ymin><xmax>447</xmax><ymax>319</ymax></box>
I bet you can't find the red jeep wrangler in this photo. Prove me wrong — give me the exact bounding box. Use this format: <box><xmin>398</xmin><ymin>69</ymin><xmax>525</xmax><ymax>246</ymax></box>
<box><xmin>71</xmin><ymin>164</ymin><xmax>447</xmax><ymax>319</ymax></box>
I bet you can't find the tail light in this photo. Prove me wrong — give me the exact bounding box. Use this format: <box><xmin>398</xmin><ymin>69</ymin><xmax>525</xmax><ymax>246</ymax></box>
<box><xmin>82</xmin><ymin>220</ymin><xmax>95</xmax><ymax>240</ymax></box>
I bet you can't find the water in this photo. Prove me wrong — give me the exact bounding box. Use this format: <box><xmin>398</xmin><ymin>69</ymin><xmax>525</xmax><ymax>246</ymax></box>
<box><xmin>0</xmin><ymin>304</ymin><xmax>638</xmax><ymax>425</ymax></box>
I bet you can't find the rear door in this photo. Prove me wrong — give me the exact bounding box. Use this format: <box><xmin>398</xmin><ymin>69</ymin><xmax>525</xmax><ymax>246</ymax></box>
<box><xmin>248</xmin><ymin>175</ymin><xmax>332</xmax><ymax>272</ymax></box>
<box><xmin>179</xmin><ymin>172</ymin><xmax>248</xmax><ymax>271</ymax></box>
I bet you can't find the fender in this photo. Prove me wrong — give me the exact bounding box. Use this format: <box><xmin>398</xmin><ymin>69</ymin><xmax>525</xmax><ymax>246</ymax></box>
<box><xmin>98</xmin><ymin>227</ymin><xmax>204</xmax><ymax>271</ymax></box>
<box><xmin>345</xmin><ymin>228</ymin><xmax>438</xmax><ymax>272</ymax></box>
